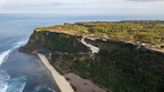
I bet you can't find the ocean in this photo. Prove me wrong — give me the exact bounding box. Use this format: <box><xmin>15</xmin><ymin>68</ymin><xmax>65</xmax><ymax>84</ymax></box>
<box><xmin>0</xmin><ymin>14</ymin><xmax>117</xmax><ymax>92</ymax></box>
<box><xmin>0</xmin><ymin>14</ymin><xmax>163</xmax><ymax>92</ymax></box>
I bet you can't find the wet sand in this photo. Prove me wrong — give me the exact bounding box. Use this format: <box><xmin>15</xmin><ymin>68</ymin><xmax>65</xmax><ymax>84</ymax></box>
<box><xmin>37</xmin><ymin>53</ymin><xmax>74</xmax><ymax>92</ymax></box>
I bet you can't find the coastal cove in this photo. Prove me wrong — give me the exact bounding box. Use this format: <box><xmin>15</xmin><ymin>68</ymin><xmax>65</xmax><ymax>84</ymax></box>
<box><xmin>0</xmin><ymin>0</ymin><xmax>164</xmax><ymax>91</ymax></box>
<box><xmin>0</xmin><ymin>14</ymin><xmax>119</xmax><ymax>92</ymax></box>
<box><xmin>0</xmin><ymin>14</ymin><xmax>164</xmax><ymax>92</ymax></box>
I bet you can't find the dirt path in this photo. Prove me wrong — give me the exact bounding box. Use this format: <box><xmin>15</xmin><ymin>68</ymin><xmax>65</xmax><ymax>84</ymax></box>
<box><xmin>81</xmin><ymin>36</ymin><xmax>100</xmax><ymax>53</ymax></box>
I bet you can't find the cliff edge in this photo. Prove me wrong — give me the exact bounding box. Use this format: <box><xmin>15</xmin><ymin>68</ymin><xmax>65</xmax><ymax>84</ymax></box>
<box><xmin>21</xmin><ymin>21</ymin><xmax>164</xmax><ymax>92</ymax></box>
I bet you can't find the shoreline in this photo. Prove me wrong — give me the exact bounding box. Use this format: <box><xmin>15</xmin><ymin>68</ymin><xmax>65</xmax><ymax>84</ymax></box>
<box><xmin>37</xmin><ymin>53</ymin><xmax>74</xmax><ymax>92</ymax></box>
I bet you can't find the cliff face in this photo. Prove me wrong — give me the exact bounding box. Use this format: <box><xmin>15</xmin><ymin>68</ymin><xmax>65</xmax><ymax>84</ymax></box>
<box><xmin>21</xmin><ymin>30</ymin><xmax>90</xmax><ymax>54</ymax></box>
<box><xmin>21</xmin><ymin>22</ymin><xmax>164</xmax><ymax>92</ymax></box>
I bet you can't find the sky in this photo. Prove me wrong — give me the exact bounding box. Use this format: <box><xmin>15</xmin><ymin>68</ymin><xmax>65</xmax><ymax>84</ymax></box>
<box><xmin>0</xmin><ymin>0</ymin><xmax>164</xmax><ymax>16</ymax></box>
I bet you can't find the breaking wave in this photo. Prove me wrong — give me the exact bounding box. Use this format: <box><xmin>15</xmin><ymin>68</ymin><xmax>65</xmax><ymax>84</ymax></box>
<box><xmin>0</xmin><ymin>50</ymin><xmax>11</xmax><ymax>66</ymax></box>
<box><xmin>0</xmin><ymin>40</ymin><xmax>27</xmax><ymax>66</ymax></box>
<box><xmin>0</xmin><ymin>40</ymin><xmax>27</xmax><ymax>92</ymax></box>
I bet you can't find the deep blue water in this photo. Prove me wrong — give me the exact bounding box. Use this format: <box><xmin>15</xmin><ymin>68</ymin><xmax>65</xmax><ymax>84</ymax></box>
<box><xmin>0</xmin><ymin>14</ymin><xmax>163</xmax><ymax>92</ymax></box>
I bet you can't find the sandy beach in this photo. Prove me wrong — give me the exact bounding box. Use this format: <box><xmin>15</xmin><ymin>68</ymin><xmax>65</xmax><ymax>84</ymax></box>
<box><xmin>37</xmin><ymin>53</ymin><xmax>74</xmax><ymax>92</ymax></box>
<box><xmin>65</xmin><ymin>73</ymin><xmax>106</xmax><ymax>92</ymax></box>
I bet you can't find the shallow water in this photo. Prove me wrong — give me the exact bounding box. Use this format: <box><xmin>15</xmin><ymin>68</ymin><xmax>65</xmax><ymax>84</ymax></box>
<box><xmin>1</xmin><ymin>50</ymin><xmax>56</xmax><ymax>92</ymax></box>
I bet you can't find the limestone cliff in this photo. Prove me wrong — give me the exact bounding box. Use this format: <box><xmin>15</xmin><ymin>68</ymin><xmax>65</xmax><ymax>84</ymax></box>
<box><xmin>21</xmin><ymin>22</ymin><xmax>164</xmax><ymax>92</ymax></box>
<box><xmin>21</xmin><ymin>30</ymin><xmax>90</xmax><ymax>54</ymax></box>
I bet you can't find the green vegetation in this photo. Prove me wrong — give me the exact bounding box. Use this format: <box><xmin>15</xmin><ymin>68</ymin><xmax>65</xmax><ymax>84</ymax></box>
<box><xmin>161</xmin><ymin>45</ymin><xmax>164</xmax><ymax>48</ymax></box>
<box><xmin>22</xmin><ymin>31</ymin><xmax>90</xmax><ymax>53</ymax></box>
<box><xmin>37</xmin><ymin>21</ymin><xmax>164</xmax><ymax>46</ymax></box>
<box><xmin>36</xmin><ymin>24</ymin><xmax>89</xmax><ymax>34</ymax></box>
<box><xmin>53</xmin><ymin>40</ymin><xmax>164</xmax><ymax>92</ymax></box>
<box><xmin>73</xmin><ymin>41</ymin><xmax>164</xmax><ymax>92</ymax></box>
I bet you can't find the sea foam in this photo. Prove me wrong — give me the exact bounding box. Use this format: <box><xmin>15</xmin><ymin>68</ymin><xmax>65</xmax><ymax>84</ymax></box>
<box><xmin>0</xmin><ymin>70</ymin><xmax>10</xmax><ymax>92</ymax></box>
<box><xmin>0</xmin><ymin>40</ymin><xmax>28</xmax><ymax>92</ymax></box>
<box><xmin>0</xmin><ymin>50</ymin><xmax>11</xmax><ymax>66</ymax></box>
<box><xmin>6</xmin><ymin>76</ymin><xmax>26</xmax><ymax>92</ymax></box>
<box><xmin>0</xmin><ymin>39</ymin><xmax>28</xmax><ymax>66</ymax></box>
